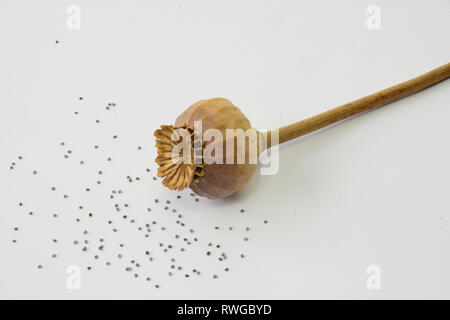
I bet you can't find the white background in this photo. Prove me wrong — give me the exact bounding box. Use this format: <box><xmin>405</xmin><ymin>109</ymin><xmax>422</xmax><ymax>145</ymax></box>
<box><xmin>1</xmin><ymin>0</ymin><xmax>449</xmax><ymax>299</ymax></box>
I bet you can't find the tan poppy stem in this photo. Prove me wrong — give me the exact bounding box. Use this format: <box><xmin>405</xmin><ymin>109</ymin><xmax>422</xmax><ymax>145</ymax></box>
<box><xmin>265</xmin><ymin>62</ymin><xmax>450</xmax><ymax>148</ymax></box>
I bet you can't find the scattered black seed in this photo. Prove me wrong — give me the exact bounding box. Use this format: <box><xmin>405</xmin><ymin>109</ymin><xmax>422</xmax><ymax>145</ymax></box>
<box><xmin>87</xmin><ymin>266</ymin><xmax>92</xmax><ymax>270</ymax></box>
<box><xmin>37</xmin><ymin>265</ymin><xmax>43</xmax><ymax>269</ymax></box>
<box><xmin>13</xmin><ymin>114</ymin><xmax>259</xmax><ymax>287</ymax></box>
<box><xmin>264</xmin><ymin>220</ymin><xmax>268</xmax><ymax>224</ymax></box>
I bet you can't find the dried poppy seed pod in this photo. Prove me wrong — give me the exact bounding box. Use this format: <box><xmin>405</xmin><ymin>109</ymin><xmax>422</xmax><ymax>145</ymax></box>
<box><xmin>155</xmin><ymin>98</ymin><xmax>261</xmax><ymax>199</ymax></box>
<box><xmin>154</xmin><ymin>63</ymin><xmax>450</xmax><ymax>199</ymax></box>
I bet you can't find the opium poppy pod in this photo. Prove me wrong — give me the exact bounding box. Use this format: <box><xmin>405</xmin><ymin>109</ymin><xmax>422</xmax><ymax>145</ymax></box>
<box><xmin>155</xmin><ymin>63</ymin><xmax>450</xmax><ymax>199</ymax></box>
<box><xmin>155</xmin><ymin>98</ymin><xmax>260</xmax><ymax>199</ymax></box>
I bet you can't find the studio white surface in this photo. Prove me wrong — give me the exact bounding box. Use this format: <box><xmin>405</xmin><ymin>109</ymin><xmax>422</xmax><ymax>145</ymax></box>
<box><xmin>1</xmin><ymin>0</ymin><xmax>449</xmax><ymax>299</ymax></box>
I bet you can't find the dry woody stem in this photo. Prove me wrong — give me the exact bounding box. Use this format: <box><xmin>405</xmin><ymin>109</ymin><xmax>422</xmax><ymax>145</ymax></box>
<box><xmin>266</xmin><ymin>62</ymin><xmax>450</xmax><ymax>148</ymax></box>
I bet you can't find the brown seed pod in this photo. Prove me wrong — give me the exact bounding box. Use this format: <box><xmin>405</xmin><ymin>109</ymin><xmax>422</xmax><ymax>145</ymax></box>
<box><xmin>155</xmin><ymin>98</ymin><xmax>259</xmax><ymax>199</ymax></box>
<box><xmin>155</xmin><ymin>63</ymin><xmax>450</xmax><ymax>199</ymax></box>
